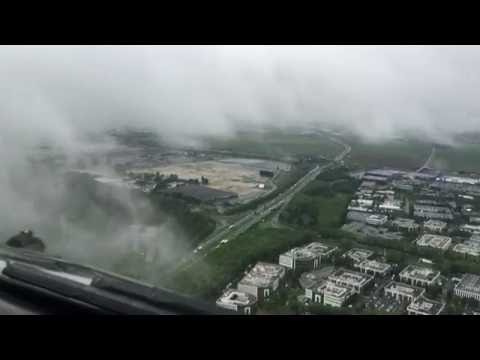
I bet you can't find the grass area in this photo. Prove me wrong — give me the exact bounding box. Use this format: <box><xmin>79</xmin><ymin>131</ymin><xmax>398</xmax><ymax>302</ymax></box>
<box><xmin>164</xmin><ymin>225</ymin><xmax>314</xmax><ymax>300</ymax></box>
<box><xmin>280</xmin><ymin>167</ymin><xmax>358</xmax><ymax>231</ymax></box>
<box><xmin>344</xmin><ymin>137</ymin><xmax>432</xmax><ymax>171</ymax></box>
<box><xmin>202</xmin><ymin>129</ymin><xmax>344</xmax><ymax>161</ymax></box>
<box><xmin>433</xmin><ymin>144</ymin><xmax>480</xmax><ymax>173</ymax></box>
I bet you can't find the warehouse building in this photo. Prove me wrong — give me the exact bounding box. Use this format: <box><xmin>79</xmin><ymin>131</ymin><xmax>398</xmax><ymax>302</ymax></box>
<box><xmin>416</xmin><ymin>234</ymin><xmax>452</xmax><ymax>251</ymax></box>
<box><xmin>216</xmin><ymin>289</ymin><xmax>257</xmax><ymax>315</ymax></box>
<box><xmin>355</xmin><ymin>259</ymin><xmax>392</xmax><ymax>277</ymax></box>
<box><xmin>378</xmin><ymin>199</ymin><xmax>403</xmax><ymax>213</ymax></box>
<box><xmin>423</xmin><ymin>219</ymin><xmax>447</xmax><ymax>233</ymax></box>
<box><xmin>384</xmin><ymin>281</ymin><xmax>425</xmax><ymax>303</ymax></box>
<box><xmin>238</xmin><ymin>262</ymin><xmax>286</xmax><ymax>303</ymax></box>
<box><xmin>407</xmin><ymin>297</ymin><xmax>445</xmax><ymax>315</ymax></box>
<box><xmin>454</xmin><ymin>273</ymin><xmax>480</xmax><ymax>302</ymax></box>
<box><xmin>391</xmin><ymin>217</ymin><xmax>419</xmax><ymax>232</ymax></box>
<box><xmin>327</xmin><ymin>268</ymin><xmax>374</xmax><ymax>294</ymax></box>
<box><xmin>399</xmin><ymin>265</ymin><xmax>441</xmax><ymax>287</ymax></box>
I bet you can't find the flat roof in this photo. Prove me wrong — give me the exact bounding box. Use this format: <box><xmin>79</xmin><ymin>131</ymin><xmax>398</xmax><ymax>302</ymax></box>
<box><xmin>299</xmin><ymin>266</ymin><xmax>335</xmax><ymax>290</ymax></box>
<box><xmin>455</xmin><ymin>273</ymin><xmax>480</xmax><ymax>294</ymax></box>
<box><xmin>345</xmin><ymin>248</ymin><xmax>374</xmax><ymax>261</ymax></box>
<box><xmin>399</xmin><ymin>265</ymin><xmax>440</xmax><ymax>282</ymax></box>
<box><xmin>416</xmin><ymin>234</ymin><xmax>452</xmax><ymax>250</ymax></box>
<box><xmin>357</xmin><ymin>259</ymin><xmax>391</xmax><ymax>272</ymax></box>
<box><xmin>407</xmin><ymin>297</ymin><xmax>445</xmax><ymax>315</ymax></box>
<box><xmin>329</xmin><ymin>268</ymin><xmax>373</xmax><ymax>286</ymax></box>
<box><xmin>216</xmin><ymin>289</ymin><xmax>257</xmax><ymax>307</ymax></box>
<box><xmin>384</xmin><ymin>281</ymin><xmax>425</xmax><ymax>298</ymax></box>
<box><xmin>324</xmin><ymin>282</ymin><xmax>351</xmax><ymax>297</ymax></box>
<box><xmin>281</xmin><ymin>242</ymin><xmax>337</xmax><ymax>261</ymax></box>
<box><xmin>367</xmin><ymin>214</ymin><xmax>388</xmax><ymax>221</ymax></box>
<box><xmin>239</xmin><ymin>262</ymin><xmax>286</xmax><ymax>288</ymax></box>
<box><xmin>453</xmin><ymin>241</ymin><xmax>480</xmax><ymax>256</ymax></box>
<box><xmin>424</xmin><ymin>219</ymin><xmax>447</xmax><ymax>227</ymax></box>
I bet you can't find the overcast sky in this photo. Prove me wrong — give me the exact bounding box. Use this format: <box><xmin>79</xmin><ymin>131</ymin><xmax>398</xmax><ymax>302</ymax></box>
<box><xmin>2</xmin><ymin>45</ymin><xmax>480</xmax><ymax>152</ymax></box>
<box><xmin>3</xmin><ymin>45</ymin><xmax>480</xmax><ymax>268</ymax></box>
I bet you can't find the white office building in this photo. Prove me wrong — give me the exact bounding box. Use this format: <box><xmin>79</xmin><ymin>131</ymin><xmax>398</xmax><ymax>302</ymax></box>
<box><xmin>454</xmin><ymin>274</ymin><xmax>480</xmax><ymax>302</ymax></box>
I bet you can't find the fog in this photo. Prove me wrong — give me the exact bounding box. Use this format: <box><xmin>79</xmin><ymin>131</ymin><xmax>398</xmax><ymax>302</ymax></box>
<box><xmin>2</xmin><ymin>45</ymin><xmax>480</xmax><ymax>276</ymax></box>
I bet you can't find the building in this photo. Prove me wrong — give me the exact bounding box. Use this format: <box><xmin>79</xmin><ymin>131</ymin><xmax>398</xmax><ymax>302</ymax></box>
<box><xmin>414</xmin><ymin>212</ymin><xmax>454</xmax><ymax>221</ymax></box>
<box><xmin>454</xmin><ymin>274</ymin><xmax>480</xmax><ymax>302</ymax></box>
<box><xmin>416</xmin><ymin>234</ymin><xmax>452</xmax><ymax>251</ymax></box>
<box><xmin>346</xmin><ymin>211</ymin><xmax>371</xmax><ymax>223</ymax></box>
<box><xmin>407</xmin><ymin>297</ymin><xmax>445</xmax><ymax>315</ymax></box>
<box><xmin>384</xmin><ymin>281</ymin><xmax>425</xmax><ymax>303</ymax></box>
<box><xmin>238</xmin><ymin>262</ymin><xmax>286</xmax><ymax>302</ymax></box>
<box><xmin>366</xmin><ymin>214</ymin><xmax>388</xmax><ymax>226</ymax></box>
<box><xmin>299</xmin><ymin>267</ymin><xmax>335</xmax><ymax>303</ymax></box>
<box><xmin>423</xmin><ymin>219</ymin><xmax>447</xmax><ymax>233</ymax></box>
<box><xmin>279</xmin><ymin>242</ymin><xmax>337</xmax><ymax>272</ymax></box>
<box><xmin>391</xmin><ymin>217</ymin><xmax>419</xmax><ymax>232</ymax></box>
<box><xmin>460</xmin><ymin>224</ymin><xmax>480</xmax><ymax>235</ymax></box>
<box><xmin>452</xmin><ymin>240</ymin><xmax>480</xmax><ymax>257</ymax></box>
<box><xmin>344</xmin><ymin>248</ymin><xmax>374</xmax><ymax>263</ymax></box>
<box><xmin>327</xmin><ymin>268</ymin><xmax>374</xmax><ymax>294</ymax></box>
<box><xmin>355</xmin><ymin>259</ymin><xmax>392</xmax><ymax>277</ymax></box>
<box><xmin>323</xmin><ymin>283</ymin><xmax>353</xmax><ymax>307</ymax></box>
<box><xmin>399</xmin><ymin>265</ymin><xmax>441</xmax><ymax>287</ymax></box>
<box><xmin>442</xmin><ymin>176</ymin><xmax>480</xmax><ymax>185</ymax></box>
<box><xmin>379</xmin><ymin>199</ymin><xmax>403</xmax><ymax>213</ymax></box>
<box><xmin>216</xmin><ymin>289</ymin><xmax>257</xmax><ymax>315</ymax></box>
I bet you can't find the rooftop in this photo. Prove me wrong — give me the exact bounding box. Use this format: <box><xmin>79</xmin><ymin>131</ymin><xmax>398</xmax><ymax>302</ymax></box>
<box><xmin>303</xmin><ymin>242</ymin><xmax>337</xmax><ymax>257</ymax></box>
<box><xmin>239</xmin><ymin>262</ymin><xmax>286</xmax><ymax>288</ymax></box>
<box><xmin>345</xmin><ymin>248</ymin><xmax>374</xmax><ymax>262</ymax></box>
<box><xmin>356</xmin><ymin>259</ymin><xmax>391</xmax><ymax>272</ymax></box>
<box><xmin>299</xmin><ymin>267</ymin><xmax>335</xmax><ymax>290</ymax></box>
<box><xmin>407</xmin><ymin>297</ymin><xmax>445</xmax><ymax>315</ymax></box>
<box><xmin>424</xmin><ymin>219</ymin><xmax>447</xmax><ymax>227</ymax></box>
<box><xmin>216</xmin><ymin>289</ymin><xmax>257</xmax><ymax>308</ymax></box>
<box><xmin>384</xmin><ymin>281</ymin><xmax>425</xmax><ymax>298</ymax></box>
<box><xmin>416</xmin><ymin>234</ymin><xmax>452</xmax><ymax>250</ymax></box>
<box><xmin>452</xmin><ymin>241</ymin><xmax>480</xmax><ymax>256</ymax></box>
<box><xmin>455</xmin><ymin>274</ymin><xmax>480</xmax><ymax>294</ymax></box>
<box><xmin>399</xmin><ymin>265</ymin><xmax>440</xmax><ymax>282</ymax></box>
<box><xmin>324</xmin><ymin>282</ymin><xmax>351</xmax><ymax>297</ymax></box>
<box><xmin>329</xmin><ymin>268</ymin><xmax>373</xmax><ymax>287</ymax></box>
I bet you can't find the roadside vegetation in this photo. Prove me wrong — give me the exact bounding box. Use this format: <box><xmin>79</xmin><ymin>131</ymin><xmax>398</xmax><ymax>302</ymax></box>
<box><xmin>164</xmin><ymin>225</ymin><xmax>315</xmax><ymax>300</ymax></box>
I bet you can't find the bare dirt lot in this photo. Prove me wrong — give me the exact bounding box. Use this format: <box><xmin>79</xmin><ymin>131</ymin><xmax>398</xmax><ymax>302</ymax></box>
<box><xmin>133</xmin><ymin>158</ymin><xmax>289</xmax><ymax>199</ymax></box>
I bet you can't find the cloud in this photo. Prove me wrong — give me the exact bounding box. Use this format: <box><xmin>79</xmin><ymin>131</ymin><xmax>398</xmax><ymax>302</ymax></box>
<box><xmin>2</xmin><ymin>45</ymin><xmax>480</xmax><ymax>273</ymax></box>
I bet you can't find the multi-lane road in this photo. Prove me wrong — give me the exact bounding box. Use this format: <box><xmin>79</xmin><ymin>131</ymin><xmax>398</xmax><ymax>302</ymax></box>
<box><xmin>170</xmin><ymin>137</ymin><xmax>351</xmax><ymax>274</ymax></box>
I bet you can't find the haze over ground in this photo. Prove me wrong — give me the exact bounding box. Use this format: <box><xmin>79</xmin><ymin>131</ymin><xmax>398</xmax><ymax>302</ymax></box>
<box><xmin>2</xmin><ymin>45</ymin><xmax>480</xmax><ymax>270</ymax></box>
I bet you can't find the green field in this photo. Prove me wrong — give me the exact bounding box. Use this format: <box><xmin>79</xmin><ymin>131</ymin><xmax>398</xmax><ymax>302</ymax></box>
<box><xmin>201</xmin><ymin>129</ymin><xmax>344</xmax><ymax>161</ymax></box>
<box><xmin>344</xmin><ymin>137</ymin><xmax>433</xmax><ymax>170</ymax></box>
<box><xmin>432</xmin><ymin>144</ymin><xmax>480</xmax><ymax>173</ymax></box>
<box><xmin>164</xmin><ymin>225</ymin><xmax>313</xmax><ymax>300</ymax></box>
<box><xmin>280</xmin><ymin>168</ymin><xmax>358</xmax><ymax>231</ymax></box>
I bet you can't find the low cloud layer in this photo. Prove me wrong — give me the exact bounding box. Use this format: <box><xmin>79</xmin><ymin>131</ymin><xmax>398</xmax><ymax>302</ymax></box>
<box><xmin>3</xmin><ymin>45</ymin><xmax>480</xmax><ymax>150</ymax></box>
<box><xmin>2</xmin><ymin>45</ymin><xmax>480</xmax><ymax>272</ymax></box>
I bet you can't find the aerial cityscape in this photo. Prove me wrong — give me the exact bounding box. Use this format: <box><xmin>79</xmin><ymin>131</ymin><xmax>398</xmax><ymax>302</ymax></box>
<box><xmin>1</xmin><ymin>45</ymin><xmax>480</xmax><ymax>315</ymax></box>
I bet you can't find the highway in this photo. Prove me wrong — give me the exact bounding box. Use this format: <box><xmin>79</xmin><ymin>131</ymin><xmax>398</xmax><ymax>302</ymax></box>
<box><xmin>170</xmin><ymin>137</ymin><xmax>351</xmax><ymax>274</ymax></box>
<box><xmin>416</xmin><ymin>145</ymin><xmax>436</xmax><ymax>173</ymax></box>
